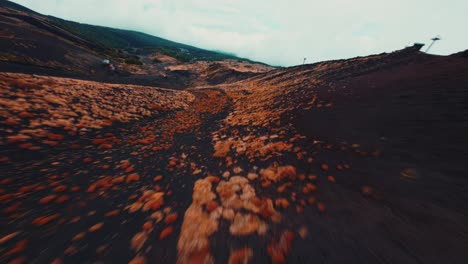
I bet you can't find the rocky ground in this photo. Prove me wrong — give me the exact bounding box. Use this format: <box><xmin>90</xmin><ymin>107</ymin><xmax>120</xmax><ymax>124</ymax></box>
<box><xmin>1</xmin><ymin>48</ymin><xmax>468</xmax><ymax>264</ymax></box>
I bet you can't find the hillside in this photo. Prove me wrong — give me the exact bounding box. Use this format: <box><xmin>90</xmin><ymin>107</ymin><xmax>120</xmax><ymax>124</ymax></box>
<box><xmin>1</xmin><ymin>1</ymin><xmax>468</xmax><ymax>264</ymax></box>
<box><xmin>1</xmin><ymin>42</ymin><xmax>468</xmax><ymax>263</ymax></box>
<box><xmin>0</xmin><ymin>0</ymin><xmax>272</xmax><ymax>89</ymax></box>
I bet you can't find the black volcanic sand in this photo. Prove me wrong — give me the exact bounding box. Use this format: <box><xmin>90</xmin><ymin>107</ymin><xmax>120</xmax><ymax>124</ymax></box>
<box><xmin>1</xmin><ymin>53</ymin><xmax>468</xmax><ymax>264</ymax></box>
<box><xmin>293</xmin><ymin>54</ymin><xmax>468</xmax><ymax>263</ymax></box>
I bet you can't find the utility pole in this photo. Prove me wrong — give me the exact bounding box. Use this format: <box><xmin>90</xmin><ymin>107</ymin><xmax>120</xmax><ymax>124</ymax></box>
<box><xmin>303</xmin><ymin>58</ymin><xmax>307</xmax><ymax>65</ymax></box>
<box><xmin>425</xmin><ymin>35</ymin><xmax>441</xmax><ymax>53</ymax></box>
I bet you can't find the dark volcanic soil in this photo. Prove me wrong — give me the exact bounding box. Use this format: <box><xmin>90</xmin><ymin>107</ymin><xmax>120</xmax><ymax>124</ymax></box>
<box><xmin>292</xmin><ymin>52</ymin><xmax>468</xmax><ymax>263</ymax></box>
<box><xmin>1</xmin><ymin>49</ymin><xmax>468</xmax><ymax>264</ymax></box>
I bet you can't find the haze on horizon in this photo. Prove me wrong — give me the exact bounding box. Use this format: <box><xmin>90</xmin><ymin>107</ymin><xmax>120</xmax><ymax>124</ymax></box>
<box><xmin>9</xmin><ymin>0</ymin><xmax>468</xmax><ymax>66</ymax></box>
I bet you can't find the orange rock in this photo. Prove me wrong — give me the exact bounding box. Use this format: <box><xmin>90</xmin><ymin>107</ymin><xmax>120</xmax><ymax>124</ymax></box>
<box><xmin>361</xmin><ymin>186</ymin><xmax>373</xmax><ymax>196</ymax></box>
<box><xmin>259</xmin><ymin>198</ymin><xmax>280</xmax><ymax>222</ymax></box>
<box><xmin>267</xmin><ymin>243</ymin><xmax>285</xmax><ymax>264</ymax></box>
<box><xmin>277</xmin><ymin>185</ymin><xmax>286</xmax><ymax>193</ymax></box>
<box><xmin>0</xmin><ymin>232</ymin><xmax>19</xmax><ymax>244</ymax></box>
<box><xmin>105</xmin><ymin>210</ymin><xmax>119</xmax><ymax>217</ymax></box>
<box><xmin>320</xmin><ymin>164</ymin><xmax>329</xmax><ymax>171</ymax></box>
<box><xmin>261</xmin><ymin>181</ymin><xmax>271</xmax><ymax>188</ymax></box>
<box><xmin>101</xmin><ymin>144</ymin><xmax>113</xmax><ymax>149</ymax></box>
<box><xmin>83</xmin><ymin>157</ymin><xmax>93</xmax><ymax>163</ymax></box>
<box><xmin>308</xmin><ymin>197</ymin><xmax>316</xmax><ymax>205</ymax></box>
<box><xmin>53</xmin><ymin>185</ymin><xmax>67</xmax><ymax>193</ymax></box>
<box><xmin>296</xmin><ymin>205</ymin><xmax>303</xmax><ymax>214</ymax></box>
<box><xmin>129</xmin><ymin>256</ymin><xmax>146</xmax><ymax>264</ymax></box>
<box><xmin>327</xmin><ymin>175</ymin><xmax>336</xmax><ymax>183</ymax></box>
<box><xmin>125</xmin><ymin>166</ymin><xmax>135</xmax><ymax>173</ymax></box>
<box><xmin>102</xmin><ymin>165</ymin><xmax>110</xmax><ymax>169</ymax></box>
<box><xmin>4</xmin><ymin>202</ymin><xmax>21</xmax><ymax>214</ymax></box>
<box><xmin>8</xmin><ymin>134</ymin><xmax>31</xmax><ymax>143</ymax></box>
<box><xmin>165</xmin><ymin>213</ymin><xmax>178</xmax><ymax>224</ymax></box>
<box><xmin>129</xmin><ymin>202</ymin><xmax>143</xmax><ymax>213</ymax></box>
<box><xmin>3</xmin><ymin>118</ymin><xmax>18</xmax><ymax>126</ymax></box>
<box><xmin>159</xmin><ymin>226</ymin><xmax>173</xmax><ymax>240</ymax></box>
<box><xmin>87</xmin><ymin>184</ymin><xmax>97</xmax><ymax>193</ymax></box>
<box><xmin>43</xmin><ymin>140</ymin><xmax>59</xmax><ymax>147</ymax></box>
<box><xmin>92</xmin><ymin>139</ymin><xmax>106</xmax><ymax>145</ymax></box>
<box><xmin>336</xmin><ymin>165</ymin><xmax>343</xmax><ymax>171</ymax></box>
<box><xmin>206</xmin><ymin>176</ymin><xmax>220</xmax><ymax>183</ymax></box>
<box><xmin>298</xmin><ymin>226</ymin><xmax>308</xmax><ymax>239</ymax></box>
<box><xmin>18</xmin><ymin>111</ymin><xmax>35</xmax><ymax>118</ymax></box>
<box><xmin>51</xmin><ymin>258</ymin><xmax>63</xmax><ymax>264</ymax></box>
<box><xmin>19</xmin><ymin>143</ymin><xmax>34</xmax><ymax>150</ymax></box>
<box><xmin>126</xmin><ymin>173</ymin><xmax>140</xmax><ymax>183</ymax></box>
<box><xmin>112</xmin><ymin>176</ymin><xmax>125</xmax><ymax>184</ymax></box>
<box><xmin>8</xmin><ymin>256</ymin><xmax>27</xmax><ymax>264</ymax></box>
<box><xmin>145</xmin><ymin>199</ymin><xmax>163</xmax><ymax>211</ymax></box>
<box><xmin>4</xmin><ymin>239</ymin><xmax>27</xmax><ymax>257</ymax></box>
<box><xmin>120</xmin><ymin>161</ymin><xmax>131</xmax><ymax>169</ymax></box>
<box><xmin>47</xmin><ymin>133</ymin><xmax>64</xmax><ymax>141</ymax></box>
<box><xmin>89</xmin><ymin>222</ymin><xmax>104</xmax><ymax>232</ymax></box>
<box><xmin>304</xmin><ymin>183</ymin><xmax>317</xmax><ymax>193</ymax></box>
<box><xmin>64</xmin><ymin>245</ymin><xmax>78</xmax><ymax>256</ymax></box>
<box><xmin>279</xmin><ymin>231</ymin><xmax>294</xmax><ymax>254</ymax></box>
<box><xmin>71</xmin><ymin>144</ymin><xmax>80</xmax><ymax>149</ymax></box>
<box><xmin>72</xmin><ymin>232</ymin><xmax>85</xmax><ymax>241</ymax></box>
<box><xmin>142</xmin><ymin>221</ymin><xmax>153</xmax><ymax>231</ymax></box>
<box><xmin>275</xmin><ymin>198</ymin><xmax>290</xmax><ymax>209</ymax></box>
<box><xmin>18</xmin><ymin>185</ymin><xmax>35</xmax><ymax>194</ymax></box>
<box><xmin>153</xmin><ymin>175</ymin><xmax>163</xmax><ymax>182</ymax></box>
<box><xmin>317</xmin><ymin>202</ymin><xmax>326</xmax><ymax>213</ymax></box>
<box><xmin>205</xmin><ymin>201</ymin><xmax>219</xmax><ymax>212</ymax></box>
<box><xmin>278</xmin><ymin>166</ymin><xmax>296</xmax><ymax>181</ymax></box>
<box><xmin>152</xmin><ymin>146</ymin><xmax>163</xmax><ymax>152</ymax></box>
<box><xmin>55</xmin><ymin>195</ymin><xmax>70</xmax><ymax>203</ymax></box>
<box><xmin>228</xmin><ymin>247</ymin><xmax>253</xmax><ymax>264</ymax></box>
<box><xmin>213</xmin><ymin>141</ymin><xmax>233</xmax><ymax>158</ymax></box>
<box><xmin>39</xmin><ymin>195</ymin><xmax>56</xmax><ymax>204</ymax></box>
<box><xmin>32</xmin><ymin>214</ymin><xmax>60</xmax><ymax>226</ymax></box>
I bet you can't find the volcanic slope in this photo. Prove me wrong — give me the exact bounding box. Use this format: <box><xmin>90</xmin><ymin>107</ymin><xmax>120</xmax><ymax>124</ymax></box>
<box><xmin>1</xmin><ymin>47</ymin><xmax>468</xmax><ymax>264</ymax></box>
<box><xmin>0</xmin><ymin>0</ymin><xmax>273</xmax><ymax>89</ymax></box>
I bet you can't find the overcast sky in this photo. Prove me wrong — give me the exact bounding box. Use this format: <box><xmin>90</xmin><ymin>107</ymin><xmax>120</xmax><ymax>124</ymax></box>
<box><xmin>10</xmin><ymin>0</ymin><xmax>468</xmax><ymax>66</ymax></box>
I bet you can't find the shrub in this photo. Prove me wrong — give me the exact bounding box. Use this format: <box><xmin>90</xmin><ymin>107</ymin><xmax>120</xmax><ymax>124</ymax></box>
<box><xmin>125</xmin><ymin>57</ymin><xmax>143</xmax><ymax>65</ymax></box>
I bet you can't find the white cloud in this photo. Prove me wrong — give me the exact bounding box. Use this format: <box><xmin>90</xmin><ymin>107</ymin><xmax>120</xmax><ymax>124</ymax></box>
<box><xmin>10</xmin><ymin>0</ymin><xmax>468</xmax><ymax>66</ymax></box>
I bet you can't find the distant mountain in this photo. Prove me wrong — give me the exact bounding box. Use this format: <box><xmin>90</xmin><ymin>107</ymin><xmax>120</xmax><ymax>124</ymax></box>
<box><xmin>1</xmin><ymin>0</ymin><xmax>259</xmax><ymax>63</ymax></box>
<box><xmin>0</xmin><ymin>0</ymin><xmax>272</xmax><ymax>88</ymax></box>
<box><xmin>47</xmin><ymin>18</ymin><xmax>244</xmax><ymax>63</ymax></box>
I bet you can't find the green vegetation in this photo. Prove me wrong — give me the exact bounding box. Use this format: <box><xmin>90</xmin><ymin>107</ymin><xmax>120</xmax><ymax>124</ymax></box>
<box><xmin>47</xmin><ymin>17</ymin><xmax>267</xmax><ymax>64</ymax></box>
<box><xmin>124</xmin><ymin>57</ymin><xmax>143</xmax><ymax>65</ymax></box>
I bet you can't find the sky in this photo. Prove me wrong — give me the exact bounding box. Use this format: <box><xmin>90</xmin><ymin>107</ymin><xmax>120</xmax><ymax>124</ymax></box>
<box><xmin>10</xmin><ymin>0</ymin><xmax>468</xmax><ymax>66</ymax></box>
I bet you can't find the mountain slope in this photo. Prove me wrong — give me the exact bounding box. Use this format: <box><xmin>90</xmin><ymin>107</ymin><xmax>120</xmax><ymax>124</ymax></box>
<box><xmin>0</xmin><ymin>0</ymin><xmax>272</xmax><ymax>89</ymax></box>
<box><xmin>1</xmin><ymin>45</ymin><xmax>468</xmax><ymax>263</ymax></box>
<box><xmin>47</xmin><ymin>18</ymin><xmax>241</xmax><ymax>63</ymax></box>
